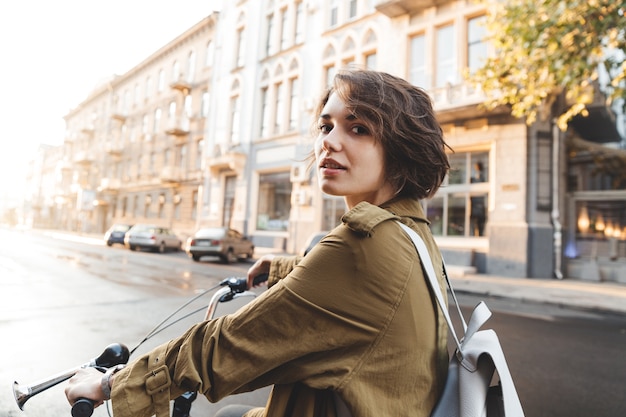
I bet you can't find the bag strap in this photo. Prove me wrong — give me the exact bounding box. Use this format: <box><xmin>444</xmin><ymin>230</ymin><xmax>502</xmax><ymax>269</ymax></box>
<box><xmin>396</xmin><ymin>222</ymin><xmax>464</xmax><ymax>352</ymax></box>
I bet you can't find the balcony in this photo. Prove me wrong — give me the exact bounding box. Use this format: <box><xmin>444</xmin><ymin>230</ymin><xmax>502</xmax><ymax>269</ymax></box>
<box><xmin>98</xmin><ymin>178</ymin><xmax>121</xmax><ymax>192</ymax></box>
<box><xmin>111</xmin><ymin>112</ymin><xmax>127</xmax><ymax>122</ymax></box>
<box><xmin>165</xmin><ymin>116</ymin><xmax>190</xmax><ymax>136</ymax></box>
<box><xmin>169</xmin><ymin>73</ymin><xmax>192</xmax><ymax>93</ymax></box>
<box><xmin>207</xmin><ymin>145</ymin><xmax>246</xmax><ymax>175</ymax></box>
<box><xmin>105</xmin><ymin>143</ymin><xmax>123</xmax><ymax>156</ymax></box>
<box><xmin>73</xmin><ymin>151</ymin><xmax>93</xmax><ymax>165</ymax></box>
<box><xmin>81</xmin><ymin>124</ymin><xmax>95</xmax><ymax>135</ymax></box>
<box><xmin>375</xmin><ymin>0</ymin><xmax>448</xmax><ymax>17</ymax></box>
<box><xmin>160</xmin><ymin>165</ymin><xmax>183</xmax><ymax>183</ymax></box>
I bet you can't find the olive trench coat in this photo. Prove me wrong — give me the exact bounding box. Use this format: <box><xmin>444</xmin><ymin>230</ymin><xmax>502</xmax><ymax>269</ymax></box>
<box><xmin>110</xmin><ymin>198</ymin><xmax>449</xmax><ymax>417</ymax></box>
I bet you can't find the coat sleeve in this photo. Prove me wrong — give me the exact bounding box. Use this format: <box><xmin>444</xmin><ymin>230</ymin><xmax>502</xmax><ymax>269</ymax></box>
<box><xmin>110</xmin><ymin>224</ymin><xmax>413</xmax><ymax>417</ymax></box>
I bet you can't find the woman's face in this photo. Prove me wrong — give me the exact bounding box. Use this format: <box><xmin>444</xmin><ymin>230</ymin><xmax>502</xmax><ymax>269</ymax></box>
<box><xmin>314</xmin><ymin>92</ymin><xmax>395</xmax><ymax>209</ymax></box>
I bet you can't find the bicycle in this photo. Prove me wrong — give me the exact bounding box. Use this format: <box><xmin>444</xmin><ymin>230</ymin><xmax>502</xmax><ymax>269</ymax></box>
<box><xmin>13</xmin><ymin>274</ymin><xmax>268</xmax><ymax>417</ymax></box>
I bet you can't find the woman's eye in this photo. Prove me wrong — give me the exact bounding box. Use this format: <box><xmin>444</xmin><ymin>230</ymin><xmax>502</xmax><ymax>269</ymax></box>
<box><xmin>352</xmin><ymin>125</ymin><xmax>369</xmax><ymax>135</ymax></box>
<box><xmin>319</xmin><ymin>124</ymin><xmax>332</xmax><ymax>133</ymax></box>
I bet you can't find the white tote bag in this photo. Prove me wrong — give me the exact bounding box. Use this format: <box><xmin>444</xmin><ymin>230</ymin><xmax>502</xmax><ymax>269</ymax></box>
<box><xmin>397</xmin><ymin>222</ymin><xmax>525</xmax><ymax>417</ymax></box>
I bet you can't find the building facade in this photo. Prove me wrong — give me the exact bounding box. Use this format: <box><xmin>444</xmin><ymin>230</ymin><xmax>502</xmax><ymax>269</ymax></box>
<box><xmin>24</xmin><ymin>0</ymin><xmax>625</xmax><ymax>281</ymax></box>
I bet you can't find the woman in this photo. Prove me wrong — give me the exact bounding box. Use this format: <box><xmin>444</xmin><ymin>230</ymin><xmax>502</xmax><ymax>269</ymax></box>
<box><xmin>66</xmin><ymin>69</ymin><xmax>452</xmax><ymax>417</ymax></box>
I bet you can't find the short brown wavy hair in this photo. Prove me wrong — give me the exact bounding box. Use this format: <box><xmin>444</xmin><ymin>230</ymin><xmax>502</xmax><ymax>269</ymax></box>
<box><xmin>312</xmin><ymin>69</ymin><xmax>451</xmax><ymax>200</ymax></box>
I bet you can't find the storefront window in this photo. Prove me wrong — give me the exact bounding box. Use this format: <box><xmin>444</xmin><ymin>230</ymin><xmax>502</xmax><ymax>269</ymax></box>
<box><xmin>257</xmin><ymin>171</ymin><xmax>291</xmax><ymax>231</ymax></box>
<box><xmin>428</xmin><ymin>151</ymin><xmax>489</xmax><ymax>237</ymax></box>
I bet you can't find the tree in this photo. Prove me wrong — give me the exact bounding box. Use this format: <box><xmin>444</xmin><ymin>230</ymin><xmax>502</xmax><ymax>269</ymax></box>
<box><xmin>469</xmin><ymin>0</ymin><xmax>626</xmax><ymax>130</ymax></box>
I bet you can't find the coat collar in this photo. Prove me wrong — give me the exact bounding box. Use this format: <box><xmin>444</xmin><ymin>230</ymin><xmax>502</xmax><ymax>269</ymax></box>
<box><xmin>341</xmin><ymin>197</ymin><xmax>429</xmax><ymax>236</ymax></box>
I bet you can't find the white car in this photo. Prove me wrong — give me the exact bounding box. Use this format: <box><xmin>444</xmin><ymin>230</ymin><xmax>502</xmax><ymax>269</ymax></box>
<box><xmin>124</xmin><ymin>224</ymin><xmax>182</xmax><ymax>253</ymax></box>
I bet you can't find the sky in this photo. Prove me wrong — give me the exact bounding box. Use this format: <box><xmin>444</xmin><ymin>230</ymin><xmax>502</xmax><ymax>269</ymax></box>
<box><xmin>0</xmin><ymin>0</ymin><xmax>219</xmax><ymax>206</ymax></box>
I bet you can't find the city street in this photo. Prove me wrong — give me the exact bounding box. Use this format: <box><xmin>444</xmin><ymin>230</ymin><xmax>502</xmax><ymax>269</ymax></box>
<box><xmin>1</xmin><ymin>227</ymin><xmax>625</xmax><ymax>416</ymax></box>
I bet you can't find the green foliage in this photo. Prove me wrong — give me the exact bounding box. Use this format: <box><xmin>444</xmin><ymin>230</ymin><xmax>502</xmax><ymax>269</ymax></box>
<box><xmin>469</xmin><ymin>0</ymin><xmax>626</xmax><ymax>130</ymax></box>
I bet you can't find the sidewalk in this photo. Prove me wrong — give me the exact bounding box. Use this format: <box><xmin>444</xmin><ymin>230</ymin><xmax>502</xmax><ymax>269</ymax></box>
<box><xmin>447</xmin><ymin>272</ymin><xmax>626</xmax><ymax>316</ymax></box>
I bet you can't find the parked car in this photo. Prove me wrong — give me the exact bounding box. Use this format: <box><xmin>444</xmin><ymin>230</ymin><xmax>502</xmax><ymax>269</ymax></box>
<box><xmin>302</xmin><ymin>231</ymin><xmax>329</xmax><ymax>256</ymax></box>
<box><xmin>104</xmin><ymin>224</ymin><xmax>133</xmax><ymax>247</ymax></box>
<box><xmin>186</xmin><ymin>227</ymin><xmax>254</xmax><ymax>263</ymax></box>
<box><xmin>124</xmin><ymin>224</ymin><xmax>182</xmax><ymax>253</ymax></box>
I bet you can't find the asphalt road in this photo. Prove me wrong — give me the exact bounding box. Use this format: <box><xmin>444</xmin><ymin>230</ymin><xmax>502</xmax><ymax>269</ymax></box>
<box><xmin>1</xmin><ymin>228</ymin><xmax>625</xmax><ymax>417</ymax></box>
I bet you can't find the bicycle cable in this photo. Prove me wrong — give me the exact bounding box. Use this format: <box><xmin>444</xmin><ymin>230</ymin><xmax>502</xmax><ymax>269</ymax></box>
<box><xmin>128</xmin><ymin>282</ymin><xmax>223</xmax><ymax>356</ymax></box>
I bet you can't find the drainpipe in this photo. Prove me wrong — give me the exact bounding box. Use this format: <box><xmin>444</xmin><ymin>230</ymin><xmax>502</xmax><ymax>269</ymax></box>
<box><xmin>551</xmin><ymin>120</ymin><xmax>564</xmax><ymax>279</ymax></box>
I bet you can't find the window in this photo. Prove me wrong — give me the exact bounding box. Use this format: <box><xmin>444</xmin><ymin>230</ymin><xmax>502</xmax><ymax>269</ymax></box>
<box><xmin>144</xmin><ymin>195</ymin><xmax>151</xmax><ymax>218</ymax></box>
<box><xmin>201</xmin><ymin>91</ymin><xmax>210</xmax><ymax>117</ymax></box>
<box><xmin>133</xmin><ymin>195</ymin><xmax>139</xmax><ymax>217</ymax></box>
<box><xmin>158</xmin><ymin>69</ymin><xmax>165</xmax><ymax>92</ymax></box>
<box><xmin>260</xmin><ymin>87</ymin><xmax>270</xmax><ymax>137</ymax></box>
<box><xmin>257</xmin><ymin>172</ymin><xmax>291</xmax><ymax>231</ymax></box>
<box><xmin>153</xmin><ymin>108</ymin><xmax>161</xmax><ymax>133</ymax></box>
<box><xmin>348</xmin><ymin>0</ymin><xmax>357</xmax><ymax>19</ymax></box>
<box><xmin>325</xmin><ymin>65</ymin><xmax>336</xmax><ymax>87</ymax></box>
<box><xmin>158</xmin><ymin>194</ymin><xmax>165</xmax><ymax>218</ymax></box>
<box><xmin>265</xmin><ymin>13</ymin><xmax>275</xmax><ymax>56</ymax></box>
<box><xmin>168</xmin><ymin>101</ymin><xmax>176</xmax><ymax>120</ymax></box>
<box><xmin>179</xmin><ymin>145</ymin><xmax>187</xmax><ymax>170</ymax></box>
<box><xmin>410</xmin><ymin>34</ymin><xmax>427</xmax><ymax>88</ymax></box>
<box><xmin>145</xmin><ymin>76</ymin><xmax>152</xmax><ymax>100</ymax></box>
<box><xmin>172</xmin><ymin>60</ymin><xmax>180</xmax><ymax>81</ymax></box>
<box><xmin>184</xmin><ymin>95</ymin><xmax>192</xmax><ymax>117</ymax></box>
<box><xmin>192</xmin><ymin>190</ymin><xmax>198</xmax><ymax>220</ymax></box>
<box><xmin>295</xmin><ymin>1</ymin><xmax>304</xmax><ymax>44</ymax></box>
<box><xmin>288</xmin><ymin>77</ymin><xmax>299</xmax><ymax>131</ymax></box>
<box><xmin>236</xmin><ymin>28</ymin><xmax>246</xmax><ymax>68</ymax></box>
<box><xmin>436</xmin><ymin>25</ymin><xmax>456</xmax><ymax>87</ymax></box>
<box><xmin>329</xmin><ymin>0</ymin><xmax>339</xmax><ymax>27</ymax></box>
<box><xmin>142</xmin><ymin>114</ymin><xmax>149</xmax><ymax>135</ymax></box>
<box><xmin>134</xmin><ymin>83</ymin><xmax>140</xmax><ymax>104</ymax></box>
<box><xmin>467</xmin><ymin>15</ymin><xmax>488</xmax><ymax>74</ymax></box>
<box><xmin>230</xmin><ymin>95</ymin><xmax>241</xmax><ymax>144</ymax></box>
<box><xmin>164</xmin><ymin>149</ymin><xmax>171</xmax><ymax>168</ymax></box>
<box><xmin>205</xmin><ymin>41</ymin><xmax>214</xmax><ymax>67</ymax></box>
<box><xmin>428</xmin><ymin>151</ymin><xmax>489</xmax><ymax>237</ymax></box>
<box><xmin>186</xmin><ymin>50</ymin><xmax>196</xmax><ymax>82</ymax></box>
<box><xmin>196</xmin><ymin>139</ymin><xmax>204</xmax><ymax>169</ymax></box>
<box><xmin>280</xmin><ymin>8</ymin><xmax>289</xmax><ymax>50</ymax></box>
<box><xmin>274</xmin><ymin>81</ymin><xmax>284</xmax><ymax>134</ymax></box>
<box><xmin>365</xmin><ymin>52</ymin><xmax>377</xmax><ymax>70</ymax></box>
<box><xmin>223</xmin><ymin>175</ymin><xmax>236</xmax><ymax>227</ymax></box>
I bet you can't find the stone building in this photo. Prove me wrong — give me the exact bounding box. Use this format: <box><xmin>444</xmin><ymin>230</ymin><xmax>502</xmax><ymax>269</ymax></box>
<box><xmin>27</xmin><ymin>0</ymin><xmax>625</xmax><ymax>280</ymax></box>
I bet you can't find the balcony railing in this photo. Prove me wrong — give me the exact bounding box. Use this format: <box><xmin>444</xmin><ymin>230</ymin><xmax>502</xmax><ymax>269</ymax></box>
<box><xmin>160</xmin><ymin>166</ymin><xmax>183</xmax><ymax>183</ymax></box>
<box><xmin>169</xmin><ymin>73</ymin><xmax>192</xmax><ymax>93</ymax></box>
<box><xmin>105</xmin><ymin>143</ymin><xmax>123</xmax><ymax>156</ymax></box>
<box><xmin>430</xmin><ymin>82</ymin><xmax>487</xmax><ymax>112</ymax></box>
<box><xmin>375</xmin><ymin>0</ymin><xmax>449</xmax><ymax>17</ymax></box>
<box><xmin>98</xmin><ymin>178</ymin><xmax>121</xmax><ymax>191</ymax></box>
<box><xmin>165</xmin><ymin>116</ymin><xmax>190</xmax><ymax>136</ymax></box>
<box><xmin>73</xmin><ymin>151</ymin><xmax>93</xmax><ymax>165</ymax></box>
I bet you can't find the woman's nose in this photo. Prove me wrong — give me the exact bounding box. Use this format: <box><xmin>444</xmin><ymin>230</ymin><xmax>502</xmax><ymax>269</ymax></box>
<box><xmin>321</xmin><ymin>129</ymin><xmax>340</xmax><ymax>152</ymax></box>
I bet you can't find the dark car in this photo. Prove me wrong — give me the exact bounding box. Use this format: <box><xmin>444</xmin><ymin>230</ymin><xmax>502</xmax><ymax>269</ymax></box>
<box><xmin>186</xmin><ymin>227</ymin><xmax>254</xmax><ymax>263</ymax></box>
<box><xmin>124</xmin><ymin>224</ymin><xmax>182</xmax><ymax>253</ymax></box>
<box><xmin>104</xmin><ymin>224</ymin><xmax>132</xmax><ymax>247</ymax></box>
<box><xmin>302</xmin><ymin>231</ymin><xmax>329</xmax><ymax>256</ymax></box>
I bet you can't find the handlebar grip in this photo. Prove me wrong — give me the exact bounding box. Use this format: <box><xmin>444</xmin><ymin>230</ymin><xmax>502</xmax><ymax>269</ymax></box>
<box><xmin>252</xmin><ymin>273</ymin><xmax>269</xmax><ymax>286</ymax></box>
<box><xmin>71</xmin><ymin>398</ymin><xmax>94</xmax><ymax>417</ymax></box>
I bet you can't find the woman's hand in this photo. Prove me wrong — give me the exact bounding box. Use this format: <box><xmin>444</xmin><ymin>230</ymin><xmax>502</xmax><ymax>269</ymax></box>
<box><xmin>65</xmin><ymin>367</ymin><xmax>105</xmax><ymax>408</ymax></box>
<box><xmin>246</xmin><ymin>254</ymin><xmax>274</xmax><ymax>289</ymax></box>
